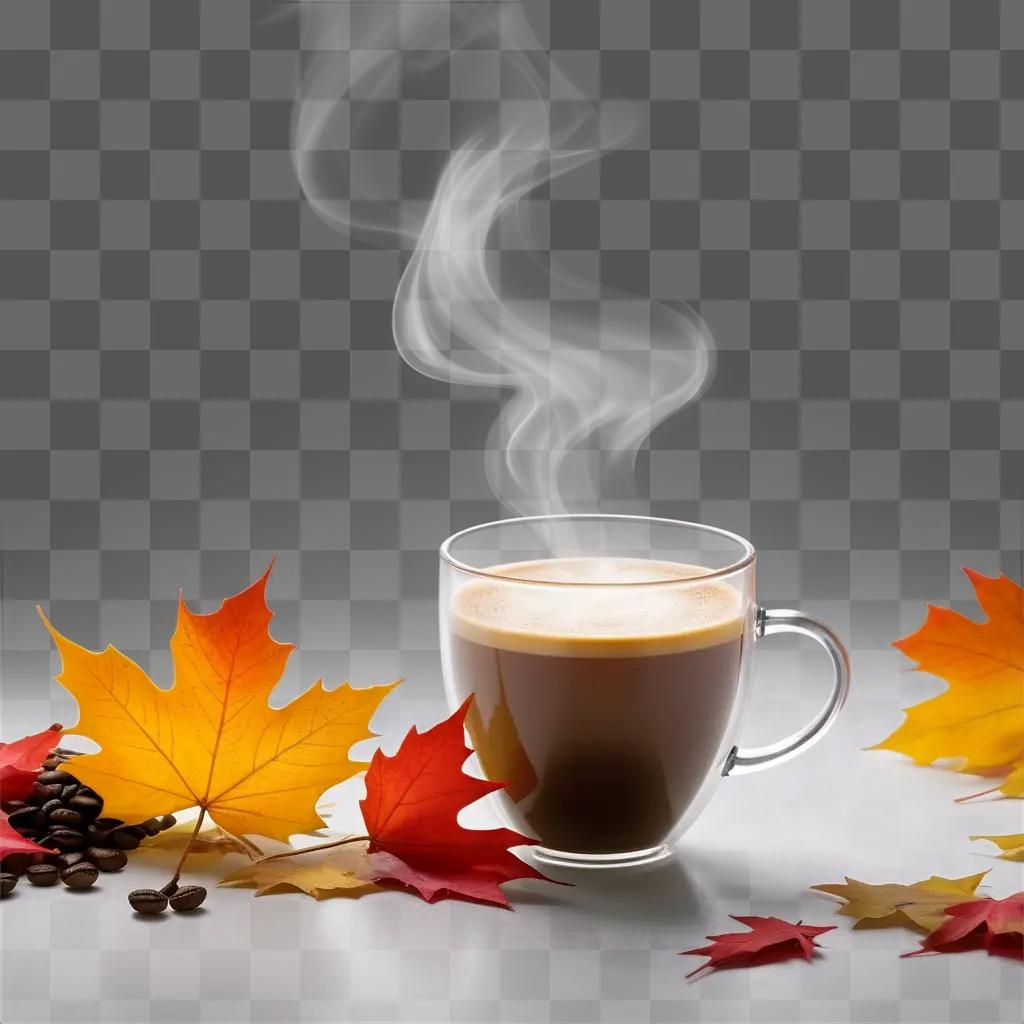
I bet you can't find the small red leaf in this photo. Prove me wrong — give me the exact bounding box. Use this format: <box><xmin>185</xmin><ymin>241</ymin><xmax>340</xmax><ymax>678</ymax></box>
<box><xmin>681</xmin><ymin>916</ymin><xmax>836</xmax><ymax>978</ymax></box>
<box><xmin>904</xmin><ymin>892</ymin><xmax>1024</xmax><ymax>960</ymax></box>
<box><xmin>0</xmin><ymin>725</ymin><xmax>62</xmax><ymax>801</ymax></box>
<box><xmin>0</xmin><ymin>812</ymin><xmax>50</xmax><ymax>860</ymax></box>
<box><xmin>360</xmin><ymin>697</ymin><xmax>557</xmax><ymax>907</ymax></box>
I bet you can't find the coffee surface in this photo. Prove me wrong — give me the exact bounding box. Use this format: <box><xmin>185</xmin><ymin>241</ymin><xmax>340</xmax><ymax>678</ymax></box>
<box><xmin>448</xmin><ymin>558</ymin><xmax>747</xmax><ymax>855</ymax></box>
<box><xmin>452</xmin><ymin>556</ymin><xmax>743</xmax><ymax>657</ymax></box>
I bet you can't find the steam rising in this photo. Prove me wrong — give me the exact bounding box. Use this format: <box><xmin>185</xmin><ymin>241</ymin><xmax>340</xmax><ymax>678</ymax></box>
<box><xmin>295</xmin><ymin>0</ymin><xmax>713</xmax><ymax>519</ymax></box>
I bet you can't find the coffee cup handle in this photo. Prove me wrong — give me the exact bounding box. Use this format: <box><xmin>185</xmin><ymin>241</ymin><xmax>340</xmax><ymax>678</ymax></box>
<box><xmin>722</xmin><ymin>607</ymin><xmax>851</xmax><ymax>776</ymax></box>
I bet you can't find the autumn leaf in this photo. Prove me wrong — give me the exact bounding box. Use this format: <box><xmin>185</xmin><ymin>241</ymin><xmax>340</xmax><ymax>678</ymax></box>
<box><xmin>220</xmin><ymin>838</ymin><xmax>382</xmax><ymax>899</ymax></box>
<box><xmin>904</xmin><ymin>892</ymin><xmax>1024</xmax><ymax>961</ymax></box>
<box><xmin>359</xmin><ymin>696</ymin><xmax>552</xmax><ymax>907</ymax></box>
<box><xmin>873</xmin><ymin>569</ymin><xmax>1024</xmax><ymax>773</ymax></box>
<box><xmin>680</xmin><ymin>917</ymin><xmax>835</xmax><ymax>978</ymax></box>
<box><xmin>811</xmin><ymin>873</ymin><xmax>988</xmax><ymax>933</ymax></box>
<box><xmin>0</xmin><ymin>725</ymin><xmax>62</xmax><ymax>801</ymax></box>
<box><xmin>40</xmin><ymin>566</ymin><xmax>397</xmax><ymax>843</ymax></box>
<box><xmin>971</xmin><ymin>834</ymin><xmax>1024</xmax><ymax>862</ymax></box>
<box><xmin>0</xmin><ymin>812</ymin><xmax>49</xmax><ymax>859</ymax></box>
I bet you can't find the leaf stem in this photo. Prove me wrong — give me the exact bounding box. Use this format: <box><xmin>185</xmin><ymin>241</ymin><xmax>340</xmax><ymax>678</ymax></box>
<box><xmin>955</xmin><ymin>784</ymin><xmax>1000</xmax><ymax>803</ymax></box>
<box><xmin>233</xmin><ymin>833</ymin><xmax>265</xmax><ymax>861</ymax></box>
<box><xmin>170</xmin><ymin>806</ymin><xmax>207</xmax><ymax>886</ymax></box>
<box><xmin>256</xmin><ymin>834</ymin><xmax>371</xmax><ymax>865</ymax></box>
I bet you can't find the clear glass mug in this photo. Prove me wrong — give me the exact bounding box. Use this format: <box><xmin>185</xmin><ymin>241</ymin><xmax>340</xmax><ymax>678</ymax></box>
<box><xmin>439</xmin><ymin>514</ymin><xmax>851</xmax><ymax>868</ymax></box>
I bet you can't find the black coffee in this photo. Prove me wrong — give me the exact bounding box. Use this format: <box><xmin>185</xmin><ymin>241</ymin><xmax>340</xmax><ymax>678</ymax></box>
<box><xmin>449</xmin><ymin>558</ymin><xmax>746</xmax><ymax>855</ymax></box>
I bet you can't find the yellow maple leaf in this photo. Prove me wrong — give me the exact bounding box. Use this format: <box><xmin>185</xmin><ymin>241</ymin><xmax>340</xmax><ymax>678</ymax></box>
<box><xmin>811</xmin><ymin>873</ymin><xmax>988</xmax><ymax>932</ymax></box>
<box><xmin>971</xmin><ymin>834</ymin><xmax>1024</xmax><ymax>862</ymax></box>
<box><xmin>40</xmin><ymin>567</ymin><xmax>397</xmax><ymax>843</ymax></box>
<box><xmin>872</xmin><ymin>569</ymin><xmax>1024</xmax><ymax>772</ymax></box>
<box><xmin>219</xmin><ymin>838</ymin><xmax>381</xmax><ymax>899</ymax></box>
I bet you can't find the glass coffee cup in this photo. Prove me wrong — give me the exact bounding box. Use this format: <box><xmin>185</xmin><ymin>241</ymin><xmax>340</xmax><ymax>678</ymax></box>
<box><xmin>439</xmin><ymin>514</ymin><xmax>851</xmax><ymax>868</ymax></box>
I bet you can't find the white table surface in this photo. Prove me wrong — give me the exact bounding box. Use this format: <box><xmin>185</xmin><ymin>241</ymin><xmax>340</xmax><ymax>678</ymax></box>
<box><xmin>2</xmin><ymin>647</ymin><xmax>1022</xmax><ymax>1024</ymax></box>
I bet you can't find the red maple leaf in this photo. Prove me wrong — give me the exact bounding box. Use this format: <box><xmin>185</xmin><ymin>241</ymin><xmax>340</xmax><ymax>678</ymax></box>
<box><xmin>0</xmin><ymin>811</ymin><xmax>49</xmax><ymax>860</ymax></box>
<box><xmin>359</xmin><ymin>696</ymin><xmax>556</xmax><ymax>907</ymax></box>
<box><xmin>681</xmin><ymin>916</ymin><xmax>836</xmax><ymax>978</ymax></box>
<box><xmin>904</xmin><ymin>893</ymin><xmax>1024</xmax><ymax>961</ymax></box>
<box><xmin>0</xmin><ymin>725</ymin><xmax>62</xmax><ymax>801</ymax></box>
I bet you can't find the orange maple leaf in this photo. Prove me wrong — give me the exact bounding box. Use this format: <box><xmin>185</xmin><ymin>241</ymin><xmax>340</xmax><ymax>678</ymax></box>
<box><xmin>872</xmin><ymin>569</ymin><xmax>1024</xmax><ymax>773</ymax></box>
<box><xmin>40</xmin><ymin>567</ymin><xmax>396</xmax><ymax>842</ymax></box>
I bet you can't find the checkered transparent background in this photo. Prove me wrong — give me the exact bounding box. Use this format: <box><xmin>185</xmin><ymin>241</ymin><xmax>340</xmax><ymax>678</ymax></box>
<box><xmin>1</xmin><ymin>1</ymin><xmax>1023</xmax><ymax>1021</ymax></box>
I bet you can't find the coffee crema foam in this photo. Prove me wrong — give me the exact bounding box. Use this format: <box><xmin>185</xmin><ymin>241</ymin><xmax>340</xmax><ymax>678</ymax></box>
<box><xmin>451</xmin><ymin>558</ymin><xmax>746</xmax><ymax>658</ymax></box>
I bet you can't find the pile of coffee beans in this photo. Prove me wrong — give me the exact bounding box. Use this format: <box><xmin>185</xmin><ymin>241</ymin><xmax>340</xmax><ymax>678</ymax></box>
<box><xmin>0</xmin><ymin>747</ymin><xmax>176</xmax><ymax>899</ymax></box>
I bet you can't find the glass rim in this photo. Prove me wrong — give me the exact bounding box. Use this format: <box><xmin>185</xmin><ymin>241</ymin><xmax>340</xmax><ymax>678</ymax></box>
<box><xmin>439</xmin><ymin>513</ymin><xmax>756</xmax><ymax>587</ymax></box>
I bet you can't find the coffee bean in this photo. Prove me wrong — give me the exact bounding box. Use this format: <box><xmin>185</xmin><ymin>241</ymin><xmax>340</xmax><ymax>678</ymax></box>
<box><xmin>0</xmin><ymin>872</ymin><xmax>17</xmax><ymax>897</ymax></box>
<box><xmin>110</xmin><ymin>830</ymin><xmax>142</xmax><ymax>851</ymax></box>
<box><xmin>26</xmin><ymin>863</ymin><xmax>59</xmax><ymax>887</ymax></box>
<box><xmin>86</xmin><ymin>825</ymin><xmax>110</xmax><ymax>846</ymax></box>
<box><xmin>60</xmin><ymin>784</ymin><xmax>79</xmax><ymax>801</ymax></box>
<box><xmin>38</xmin><ymin>770</ymin><xmax>75</xmax><ymax>787</ymax></box>
<box><xmin>141</xmin><ymin>818</ymin><xmax>162</xmax><ymax>837</ymax></box>
<box><xmin>49</xmin><ymin>808</ymin><xmax>84</xmax><ymax>828</ymax></box>
<box><xmin>169</xmin><ymin>885</ymin><xmax>206</xmax><ymax>912</ymax></box>
<box><xmin>56</xmin><ymin>851</ymin><xmax>85</xmax><ymax>870</ymax></box>
<box><xmin>1</xmin><ymin>854</ymin><xmax>31</xmax><ymax>877</ymax></box>
<box><xmin>6</xmin><ymin>807</ymin><xmax>37</xmax><ymax>831</ymax></box>
<box><xmin>157</xmin><ymin>814</ymin><xmax>176</xmax><ymax>831</ymax></box>
<box><xmin>159</xmin><ymin>880</ymin><xmax>179</xmax><ymax>897</ymax></box>
<box><xmin>36</xmin><ymin>804</ymin><xmax>60</xmax><ymax>831</ymax></box>
<box><xmin>32</xmin><ymin>781</ymin><xmax>63</xmax><ymax>802</ymax></box>
<box><xmin>40</xmin><ymin>798</ymin><xmax>64</xmax><ymax>819</ymax></box>
<box><xmin>60</xmin><ymin>862</ymin><xmax>98</xmax><ymax>890</ymax></box>
<box><xmin>128</xmin><ymin>889</ymin><xmax>167</xmax><ymax>914</ymax></box>
<box><xmin>86</xmin><ymin>847</ymin><xmax>127</xmax><ymax>872</ymax></box>
<box><xmin>94</xmin><ymin>817</ymin><xmax>123</xmax><ymax>830</ymax></box>
<box><xmin>41</xmin><ymin>757</ymin><xmax>60</xmax><ymax>771</ymax></box>
<box><xmin>68</xmin><ymin>795</ymin><xmax>102</xmax><ymax>817</ymax></box>
<box><xmin>41</xmin><ymin>828</ymin><xmax>84</xmax><ymax>852</ymax></box>
<box><xmin>1</xmin><ymin>800</ymin><xmax>27</xmax><ymax>813</ymax></box>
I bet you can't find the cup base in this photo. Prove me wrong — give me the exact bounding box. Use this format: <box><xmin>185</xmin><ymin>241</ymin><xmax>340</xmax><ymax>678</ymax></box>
<box><xmin>529</xmin><ymin>844</ymin><xmax>672</xmax><ymax>870</ymax></box>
